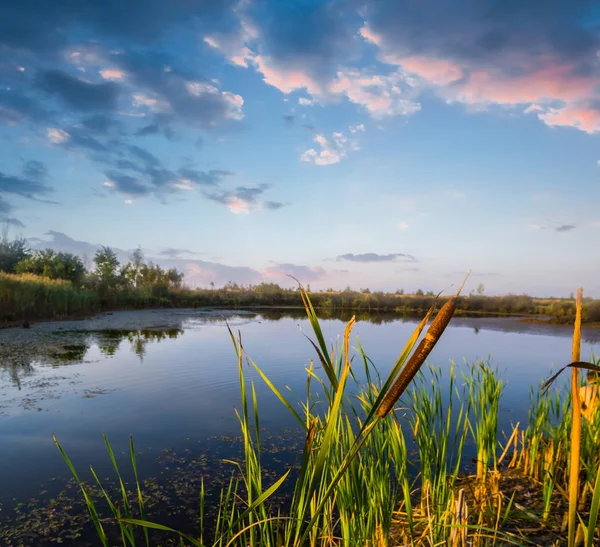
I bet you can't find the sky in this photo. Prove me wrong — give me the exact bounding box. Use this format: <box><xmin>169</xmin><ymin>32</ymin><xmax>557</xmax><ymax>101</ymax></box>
<box><xmin>1</xmin><ymin>0</ymin><xmax>599</xmax><ymax>297</ymax></box>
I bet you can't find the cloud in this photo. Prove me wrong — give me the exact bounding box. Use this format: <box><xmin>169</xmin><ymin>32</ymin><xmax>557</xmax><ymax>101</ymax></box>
<box><xmin>104</xmin><ymin>171</ymin><xmax>150</xmax><ymax>196</ymax></box>
<box><xmin>0</xmin><ymin>196</ymin><xmax>12</xmax><ymax>215</ymax></box>
<box><xmin>28</xmin><ymin>229</ymin><xmax>266</xmax><ymax>287</ymax></box>
<box><xmin>22</xmin><ymin>160</ymin><xmax>48</xmax><ymax>181</ymax></box>
<box><xmin>159</xmin><ymin>248</ymin><xmax>196</xmax><ymax>258</ymax></box>
<box><xmin>0</xmin><ymin>89</ymin><xmax>51</xmax><ymax>125</ymax></box>
<box><xmin>0</xmin><ymin>164</ymin><xmax>53</xmax><ymax>200</ymax></box>
<box><xmin>528</xmin><ymin>224</ymin><xmax>547</xmax><ymax>230</ymax></box>
<box><xmin>327</xmin><ymin>69</ymin><xmax>421</xmax><ymax>118</ymax></box>
<box><xmin>116</xmin><ymin>52</ymin><xmax>245</xmax><ymax>128</ymax></box>
<box><xmin>37</xmin><ymin>70</ymin><xmax>120</xmax><ymax>111</ymax></box>
<box><xmin>170</xmin><ymin>260</ymin><xmax>263</xmax><ymax>288</ymax></box>
<box><xmin>29</xmin><ymin>230</ymin><xmax>128</xmax><ymax>263</ymax></box>
<box><xmin>204</xmin><ymin>184</ymin><xmax>286</xmax><ymax>214</ymax></box>
<box><xmin>100</xmin><ymin>69</ymin><xmax>125</xmax><ymax>81</ymax></box>
<box><xmin>47</xmin><ymin>128</ymin><xmax>70</xmax><ymax>144</ymax></box>
<box><xmin>336</xmin><ymin>252</ymin><xmax>416</xmax><ymax>263</ymax></box>
<box><xmin>1</xmin><ymin>217</ymin><xmax>26</xmax><ymax>228</ymax></box>
<box><xmin>264</xmin><ymin>262</ymin><xmax>327</xmax><ymax>283</ymax></box>
<box><xmin>283</xmin><ymin>114</ymin><xmax>295</xmax><ymax>126</ymax></box>
<box><xmin>300</xmin><ymin>129</ymin><xmax>361</xmax><ymax>166</ymax></box>
<box><xmin>359</xmin><ymin>0</ymin><xmax>600</xmax><ymax>133</ymax></box>
<box><xmin>556</xmin><ymin>224</ymin><xmax>577</xmax><ymax>232</ymax></box>
<box><xmin>177</xmin><ymin>168</ymin><xmax>233</xmax><ymax>186</ymax></box>
<box><xmin>0</xmin><ymin>0</ymin><xmax>236</xmax><ymax>57</ymax></box>
<box><xmin>204</xmin><ymin>4</ymin><xmax>420</xmax><ymax>119</ymax></box>
<box><xmin>398</xmin><ymin>221</ymin><xmax>409</xmax><ymax>230</ymax></box>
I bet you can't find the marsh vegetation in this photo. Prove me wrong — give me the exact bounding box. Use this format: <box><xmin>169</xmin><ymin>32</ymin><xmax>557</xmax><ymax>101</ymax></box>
<box><xmin>47</xmin><ymin>286</ymin><xmax>600</xmax><ymax>546</ymax></box>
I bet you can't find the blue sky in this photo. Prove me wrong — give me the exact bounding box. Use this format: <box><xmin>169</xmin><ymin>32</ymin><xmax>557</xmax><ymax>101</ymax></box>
<box><xmin>1</xmin><ymin>0</ymin><xmax>599</xmax><ymax>296</ymax></box>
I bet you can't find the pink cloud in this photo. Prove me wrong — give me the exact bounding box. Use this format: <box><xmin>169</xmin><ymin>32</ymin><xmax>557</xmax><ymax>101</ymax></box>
<box><xmin>394</xmin><ymin>56</ymin><xmax>463</xmax><ymax>86</ymax></box>
<box><xmin>452</xmin><ymin>61</ymin><xmax>598</xmax><ymax>106</ymax></box>
<box><xmin>253</xmin><ymin>55</ymin><xmax>322</xmax><ymax>95</ymax></box>
<box><xmin>359</xmin><ymin>25</ymin><xmax>382</xmax><ymax>46</ymax></box>
<box><xmin>538</xmin><ymin>104</ymin><xmax>600</xmax><ymax>134</ymax></box>
<box><xmin>100</xmin><ymin>69</ymin><xmax>125</xmax><ymax>80</ymax></box>
<box><xmin>367</xmin><ymin>35</ymin><xmax>600</xmax><ymax>132</ymax></box>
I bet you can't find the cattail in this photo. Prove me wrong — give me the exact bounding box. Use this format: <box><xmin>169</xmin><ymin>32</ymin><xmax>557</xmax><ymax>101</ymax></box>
<box><xmin>377</xmin><ymin>294</ymin><xmax>458</xmax><ymax>418</ymax></box>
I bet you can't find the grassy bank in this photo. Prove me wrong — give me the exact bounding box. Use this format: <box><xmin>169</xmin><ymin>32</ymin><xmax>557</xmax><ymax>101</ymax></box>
<box><xmin>2</xmin><ymin>272</ymin><xmax>600</xmax><ymax>326</ymax></box>
<box><xmin>50</xmin><ymin>286</ymin><xmax>600</xmax><ymax>546</ymax></box>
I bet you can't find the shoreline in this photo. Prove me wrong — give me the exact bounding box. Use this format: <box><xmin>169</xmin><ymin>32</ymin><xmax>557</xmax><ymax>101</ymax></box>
<box><xmin>2</xmin><ymin>304</ymin><xmax>599</xmax><ymax>330</ymax></box>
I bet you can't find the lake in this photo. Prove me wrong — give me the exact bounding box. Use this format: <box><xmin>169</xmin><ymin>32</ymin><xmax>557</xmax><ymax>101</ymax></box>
<box><xmin>0</xmin><ymin>308</ymin><xmax>598</xmax><ymax>545</ymax></box>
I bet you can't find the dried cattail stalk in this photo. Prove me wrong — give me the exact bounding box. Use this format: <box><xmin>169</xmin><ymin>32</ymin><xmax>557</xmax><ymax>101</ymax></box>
<box><xmin>377</xmin><ymin>294</ymin><xmax>458</xmax><ymax>418</ymax></box>
<box><xmin>568</xmin><ymin>287</ymin><xmax>583</xmax><ymax>547</ymax></box>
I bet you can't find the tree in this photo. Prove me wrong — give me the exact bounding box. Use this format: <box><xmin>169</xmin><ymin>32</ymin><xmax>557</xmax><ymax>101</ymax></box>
<box><xmin>165</xmin><ymin>268</ymin><xmax>183</xmax><ymax>289</ymax></box>
<box><xmin>0</xmin><ymin>235</ymin><xmax>29</xmax><ymax>273</ymax></box>
<box><xmin>94</xmin><ymin>246</ymin><xmax>120</xmax><ymax>285</ymax></box>
<box><xmin>121</xmin><ymin>247</ymin><xmax>145</xmax><ymax>288</ymax></box>
<box><xmin>415</xmin><ymin>289</ymin><xmax>424</xmax><ymax>296</ymax></box>
<box><xmin>16</xmin><ymin>250</ymin><xmax>85</xmax><ymax>284</ymax></box>
<box><xmin>476</xmin><ymin>283</ymin><xmax>485</xmax><ymax>295</ymax></box>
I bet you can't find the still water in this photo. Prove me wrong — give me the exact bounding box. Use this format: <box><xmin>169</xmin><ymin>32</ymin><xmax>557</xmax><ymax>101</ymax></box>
<box><xmin>0</xmin><ymin>308</ymin><xmax>598</xmax><ymax>544</ymax></box>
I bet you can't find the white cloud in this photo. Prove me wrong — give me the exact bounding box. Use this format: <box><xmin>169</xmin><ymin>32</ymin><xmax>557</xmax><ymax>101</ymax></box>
<box><xmin>524</xmin><ymin>104</ymin><xmax>543</xmax><ymax>114</ymax></box>
<box><xmin>185</xmin><ymin>82</ymin><xmax>244</xmax><ymax>120</ymax></box>
<box><xmin>103</xmin><ymin>180</ymin><xmax>115</xmax><ymax>188</ymax></box>
<box><xmin>328</xmin><ymin>69</ymin><xmax>421</xmax><ymax>118</ymax></box>
<box><xmin>173</xmin><ymin>179</ymin><xmax>195</xmax><ymax>191</ymax></box>
<box><xmin>124</xmin><ymin>199</ymin><xmax>133</xmax><ymax>205</ymax></box>
<box><xmin>528</xmin><ymin>224</ymin><xmax>547</xmax><ymax>230</ymax></box>
<box><xmin>132</xmin><ymin>94</ymin><xmax>159</xmax><ymax>108</ymax></box>
<box><xmin>301</xmin><ymin>131</ymin><xmax>358</xmax><ymax>166</ymax></box>
<box><xmin>349</xmin><ymin>124</ymin><xmax>365</xmax><ymax>133</ymax></box>
<box><xmin>398</xmin><ymin>221</ymin><xmax>409</xmax><ymax>230</ymax></box>
<box><xmin>298</xmin><ymin>97</ymin><xmax>315</xmax><ymax>106</ymax></box>
<box><xmin>47</xmin><ymin>128</ymin><xmax>70</xmax><ymax>144</ymax></box>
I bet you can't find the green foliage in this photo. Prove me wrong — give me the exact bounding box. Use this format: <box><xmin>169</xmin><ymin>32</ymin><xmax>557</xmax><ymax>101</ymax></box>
<box><xmin>0</xmin><ymin>235</ymin><xmax>29</xmax><ymax>273</ymax></box>
<box><xmin>15</xmin><ymin>249</ymin><xmax>86</xmax><ymax>284</ymax></box>
<box><xmin>94</xmin><ymin>246</ymin><xmax>121</xmax><ymax>287</ymax></box>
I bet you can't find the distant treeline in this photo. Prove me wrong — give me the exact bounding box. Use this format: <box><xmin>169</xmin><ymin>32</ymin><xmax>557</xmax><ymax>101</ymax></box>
<box><xmin>1</xmin><ymin>236</ymin><xmax>598</xmax><ymax>325</ymax></box>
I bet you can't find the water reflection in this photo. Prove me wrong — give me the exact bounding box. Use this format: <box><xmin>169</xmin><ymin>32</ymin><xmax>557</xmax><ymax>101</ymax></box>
<box><xmin>0</xmin><ymin>328</ymin><xmax>183</xmax><ymax>387</ymax></box>
<box><xmin>98</xmin><ymin>328</ymin><xmax>183</xmax><ymax>360</ymax></box>
<box><xmin>1</xmin><ymin>309</ymin><xmax>598</xmax><ymax>389</ymax></box>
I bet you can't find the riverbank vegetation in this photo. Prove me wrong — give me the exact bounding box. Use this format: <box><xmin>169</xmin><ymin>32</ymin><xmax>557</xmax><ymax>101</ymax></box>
<box><xmin>1</xmin><ymin>235</ymin><xmax>599</xmax><ymax>325</ymax></box>
<box><xmin>51</xmin><ymin>286</ymin><xmax>600</xmax><ymax>546</ymax></box>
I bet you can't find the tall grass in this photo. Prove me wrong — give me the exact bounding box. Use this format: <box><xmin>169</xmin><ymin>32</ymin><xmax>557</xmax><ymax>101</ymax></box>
<box><xmin>0</xmin><ymin>272</ymin><xmax>98</xmax><ymax>322</ymax></box>
<box><xmin>52</xmin><ymin>284</ymin><xmax>600</xmax><ymax>546</ymax></box>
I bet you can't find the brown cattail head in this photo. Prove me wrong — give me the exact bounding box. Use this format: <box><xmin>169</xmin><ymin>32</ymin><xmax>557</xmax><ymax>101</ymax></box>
<box><xmin>377</xmin><ymin>295</ymin><xmax>458</xmax><ymax>418</ymax></box>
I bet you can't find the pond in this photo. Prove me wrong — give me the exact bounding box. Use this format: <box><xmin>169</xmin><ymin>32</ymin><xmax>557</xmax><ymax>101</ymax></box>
<box><xmin>0</xmin><ymin>308</ymin><xmax>598</xmax><ymax>545</ymax></box>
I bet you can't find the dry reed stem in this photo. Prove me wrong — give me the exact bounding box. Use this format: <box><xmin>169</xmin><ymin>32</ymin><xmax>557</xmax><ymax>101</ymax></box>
<box><xmin>498</xmin><ymin>423</ymin><xmax>520</xmax><ymax>466</ymax></box>
<box><xmin>568</xmin><ymin>288</ymin><xmax>583</xmax><ymax>547</ymax></box>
